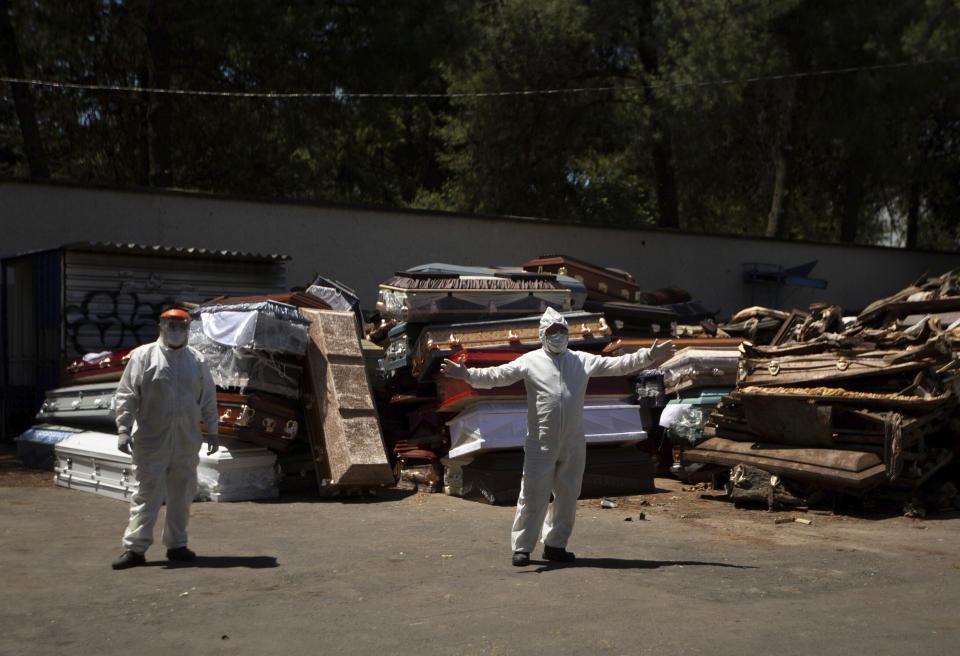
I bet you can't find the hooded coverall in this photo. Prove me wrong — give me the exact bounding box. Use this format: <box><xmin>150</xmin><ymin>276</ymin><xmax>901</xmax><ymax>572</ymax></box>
<box><xmin>460</xmin><ymin>308</ymin><xmax>654</xmax><ymax>554</ymax></box>
<box><xmin>114</xmin><ymin>340</ymin><xmax>218</xmax><ymax>553</ymax></box>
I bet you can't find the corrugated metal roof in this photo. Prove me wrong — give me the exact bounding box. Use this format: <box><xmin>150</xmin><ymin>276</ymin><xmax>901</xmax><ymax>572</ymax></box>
<box><xmin>63</xmin><ymin>242</ymin><xmax>291</xmax><ymax>262</ymax></box>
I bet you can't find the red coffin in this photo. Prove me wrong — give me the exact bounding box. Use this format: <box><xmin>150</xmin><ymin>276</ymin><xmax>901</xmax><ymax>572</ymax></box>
<box><xmin>436</xmin><ymin>349</ymin><xmax>633</xmax><ymax>412</ymax></box>
<box><xmin>67</xmin><ymin>348</ymin><xmax>133</xmax><ymax>383</ymax></box>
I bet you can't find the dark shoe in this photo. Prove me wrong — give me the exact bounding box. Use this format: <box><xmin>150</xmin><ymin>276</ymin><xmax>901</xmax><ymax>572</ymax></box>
<box><xmin>111</xmin><ymin>550</ymin><xmax>146</xmax><ymax>570</ymax></box>
<box><xmin>512</xmin><ymin>551</ymin><xmax>530</xmax><ymax>567</ymax></box>
<box><xmin>543</xmin><ymin>544</ymin><xmax>576</xmax><ymax>562</ymax></box>
<box><xmin>166</xmin><ymin>546</ymin><xmax>197</xmax><ymax>562</ymax></box>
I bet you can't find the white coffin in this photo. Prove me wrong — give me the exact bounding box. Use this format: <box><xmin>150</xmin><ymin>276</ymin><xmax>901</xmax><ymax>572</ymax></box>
<box><xmin>446</xmin><ymin>400</ymin><xmax>647</xmax><ymax>459</ymax></box>
<box><xmin>54</xmin><ymin>432</ymin><xmax>279</xmax><ymax>503</ymax></box>
<box><xmin>197</xmin><ymin>444</ymin><xmax>279</xmax><ymax>502</ymax></box>
<box><xmin>36</xmin><ymin>382</ymin><xmax>118</xmax><ymax>428</ymax></box>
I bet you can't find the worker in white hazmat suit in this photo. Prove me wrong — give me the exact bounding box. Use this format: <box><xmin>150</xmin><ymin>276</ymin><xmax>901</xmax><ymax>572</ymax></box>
<box><xmin>111</xmin><ymin>308</ymin><xmax>220</xmax><ymax>570</ymax></box>
<box><xmin>442</xmin><ymin>307</ymin><xmax>674</xmax><ymax>566</ymax></box>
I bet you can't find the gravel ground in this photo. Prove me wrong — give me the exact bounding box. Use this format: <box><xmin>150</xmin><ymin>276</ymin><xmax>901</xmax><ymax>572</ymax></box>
<box><xmin>1</xmin><ymin>441</ymin><xmax>958</xmax><ymax>656</ymax></box>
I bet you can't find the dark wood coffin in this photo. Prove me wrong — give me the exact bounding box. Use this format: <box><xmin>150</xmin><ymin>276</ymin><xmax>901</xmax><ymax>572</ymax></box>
<box><xmin>214</xmin><ymin>391</ymin><xmax>303</xmax><ymax>453</ymax></box>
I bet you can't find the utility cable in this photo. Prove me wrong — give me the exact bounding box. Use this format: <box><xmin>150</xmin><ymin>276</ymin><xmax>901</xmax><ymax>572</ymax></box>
<box><xmin>2</xmin><ymin>56</ymin><xmax>959</xmax><ymax>101</ymax></box>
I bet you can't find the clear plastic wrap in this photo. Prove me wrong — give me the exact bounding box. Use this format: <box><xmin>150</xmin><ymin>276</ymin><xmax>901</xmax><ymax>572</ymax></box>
<box><xmin>659</xmin><ymin>348</ymin><xmax>740</xmax><ymax>392</ymax></box>
<box><xmin>189</xmin><ymin>324</ymin><xmax>302</xmax><ymax>398</ymax></box>
<box><xmin>192</xmin><ymin>301</ymin><xmax>310</xmax><ymax>355</ymax></box>
<box><xmin>634</xmin><ymin>369</ymin><xmax>667</xmax><ymax>408</ymax></box>
<box><xmin>658</xmin><ymin>404</ymin><xmax>709</xmax><ymax>445</ymax></box>
<box><xmin>196</xmin><ymin>445</ymin><xmax>279</xmax><ymax>502</ymax></box>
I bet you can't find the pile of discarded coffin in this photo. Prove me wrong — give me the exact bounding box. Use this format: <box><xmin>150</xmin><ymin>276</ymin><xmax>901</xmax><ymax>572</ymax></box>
<box><xmin>16</xmin><ymin>277</ymin><xmax>398</xmax><ymax>502</ymax></box>
<box><xmin>715</xmin><ymin>302</ymin><xmax>846</xmax><ymax>346</ymax></box>
<box><xmin>368</xmin><ymin>255</ymin><xmax>715</xmax><ymax>502</ymax></box>
<box><xmin>682</xmin><ymin>269</ymin><xmax>960</xmax><ymax>510</ymax></box>
<box><xmin>21</xmin><ymin>344</ymin><xmax>285</xmax><ymax>502</ymax></box>
<box><xmin>186</xmin><ymin>280</ymin><xmax>395</xmax><ymax>496</ymax></box>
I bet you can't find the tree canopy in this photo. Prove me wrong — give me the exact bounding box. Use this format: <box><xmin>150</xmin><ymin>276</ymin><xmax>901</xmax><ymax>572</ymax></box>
<box><xmin>3</xmin><ymin>0</ymin><xmax>959</xmax><ymax>250</ymax></box>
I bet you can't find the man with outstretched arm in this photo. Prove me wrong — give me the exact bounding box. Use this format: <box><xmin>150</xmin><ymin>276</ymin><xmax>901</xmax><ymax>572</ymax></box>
<box><xmin>442</xmin><ymin>307</ymin><xmax>674</xmax><ymax>566</ymax></box>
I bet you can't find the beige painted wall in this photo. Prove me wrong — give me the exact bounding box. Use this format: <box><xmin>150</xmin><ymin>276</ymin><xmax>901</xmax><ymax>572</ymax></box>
<box><xmin>4</xmin><ymin>180</ymin><xmax>958</xmax><ymax>317</ymax></box>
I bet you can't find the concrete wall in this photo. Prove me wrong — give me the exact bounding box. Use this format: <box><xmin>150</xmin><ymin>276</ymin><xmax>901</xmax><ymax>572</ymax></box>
<box><xmin>4</xmin><ymin>179</ymin><xmax>958</xmax><ymax>318</ymax></box>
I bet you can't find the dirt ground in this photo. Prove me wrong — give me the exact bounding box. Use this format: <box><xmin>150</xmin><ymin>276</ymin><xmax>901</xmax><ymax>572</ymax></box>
<box><xmin>1</xmin><ymin>441</ymin><xmax>959</xmax><ymax>656</ymax></box>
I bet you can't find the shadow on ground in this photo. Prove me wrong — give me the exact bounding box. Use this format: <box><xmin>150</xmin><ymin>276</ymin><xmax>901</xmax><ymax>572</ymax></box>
<box><xmin>525</xmin><ymin>558</ymin><xmax>756</xmax><ymax>573</ymax></box>
<box><xmin>155</xmin><ymin>555</ymin><xmax>279</xmax><ymax>569</ymax></box>
<box><xmin>254</xmin><ymin>487</ymin><xmax>418</xmax><ymax>505</ymax></box>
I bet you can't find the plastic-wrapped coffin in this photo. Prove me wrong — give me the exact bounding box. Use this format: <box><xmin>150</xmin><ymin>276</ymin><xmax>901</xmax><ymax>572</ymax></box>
<box><xmin>302</xmin><ymin>309</ymin><xmax>394</xmax><ymax>487</ymax></box>
<box><xmin>633</xmin><ymin>370</ymin><xmax>667</xmax><ymax>408</ymax></box>
<box><xmin>196</xmin><ymin>443</ymin><xmax>280</xmax><ymax>502</ymax></box>
<box><xmin>659</xmin><ymin>347</ymin><xmax>741</xmax><ymax>394</ymax></box>
<box><xmin>191</xmin><ymin>343</ymin><xmax>303</xmax><ymax>399</ymax></box>
<box><xmin>189</xmin><ymin>300</ymin><xmax>311</xmax><ymax>399</ymax></box>
<box><xmin>16</xmin><ymin>424</ymin><xmax>85</xmax><ymax>469</ymax></box>
<box><xmin>190</xmin><ymin>300</ymin><xmax>311</xmax><ymax>355</ymax></box>
<box><xmin>53</xmin><ymin>431</ymin><xmax>279</xmax><ymax>502</ymax></box>
<box><xmin>201</xmin><ymin>292</ymin><xmax>331</xmax><ymax>311</ymax></box>
<box><xmin>658</xmin><ymin>388</ymin><xmax>732</xmax><ymax>445</ymax></box>
<box><xmin>445</xmin><ymin>400</ymin><xmax>647</xmax><ymax>459</ymax></box>
<box><xmin>411</xmin><ymin>311</ymin><xmax>612</xmax><ymax>380</ymax></box>
<box><xmin>376</xmin><ymin>264</ymin><xmax>576</xmax><ymax>323</ymax></box>
<box><xmin>35</xmin><ymin>382</ymin><xmax>119</xmax><ymax>429</ymax></box>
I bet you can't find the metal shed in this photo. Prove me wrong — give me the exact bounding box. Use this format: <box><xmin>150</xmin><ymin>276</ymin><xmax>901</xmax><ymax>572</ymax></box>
<box><xmin>1</xmin><ymin>242</ymin><xmax>290</xmax><ymax>441</ymax></box>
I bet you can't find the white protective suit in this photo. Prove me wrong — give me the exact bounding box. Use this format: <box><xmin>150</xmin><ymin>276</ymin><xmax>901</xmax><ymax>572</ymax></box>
<box><xmin>460</xmin><ymin>307</ymin><xmax>654</xmax><ymax>553</ymax></box>
<box><xmin>114</xmin><ymin>339</ymin><xmax>218</xmax><ymax>553</ymax></box>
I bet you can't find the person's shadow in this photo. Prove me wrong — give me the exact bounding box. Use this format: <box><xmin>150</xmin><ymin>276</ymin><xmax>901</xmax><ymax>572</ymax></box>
<box><xmin>153</xmin><ymin>556</ymin><xmax>278</xmax><ymax>569</ymax></box>
<box><xmin>524</xmin><ymin>558</ymin><xmax>754</xmax><ymax>573</ymax></box>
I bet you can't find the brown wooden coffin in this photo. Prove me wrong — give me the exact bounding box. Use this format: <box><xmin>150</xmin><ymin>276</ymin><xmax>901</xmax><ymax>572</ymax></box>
<box><xmin>411</xmin><ymin>311</ymin><xmax>612</xmax><ymax>380</ymax></box>
<box><xmin>214</xmin><ymin>391</ymin><xmax>302</xmax><ymax>453</ymax></box>
<box><xmin>523</xmin><ymin>254</ymin><xmax>645</xmax><ymax>302</ymax></box>
<box><xmin>603</xmin><ymin>337</ymin><xmax>746</xmax><ymax>356</ymax></box>
<box><xmin>739</xmin><ymin>349</ymin><xmax>950</xmax><ymax>388</ymax></box>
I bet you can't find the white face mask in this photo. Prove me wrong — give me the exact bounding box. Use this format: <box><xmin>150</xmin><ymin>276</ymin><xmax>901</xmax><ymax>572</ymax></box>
<box><xmin>544</xmin><ymin>332</ymin><xmax>568</xmax><ymax>354</ymax></box>
<box><xmin>160</xmin><ymin>321</ymin><xmax>189</xmax><ymax>349</ymax></box>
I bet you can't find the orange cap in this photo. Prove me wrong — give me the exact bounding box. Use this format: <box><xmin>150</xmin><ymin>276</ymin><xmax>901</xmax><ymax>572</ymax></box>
<box><xmin>159</xmin><ymin>308</ymin><xmax>191</xmax><ymax>322</ymax></box>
